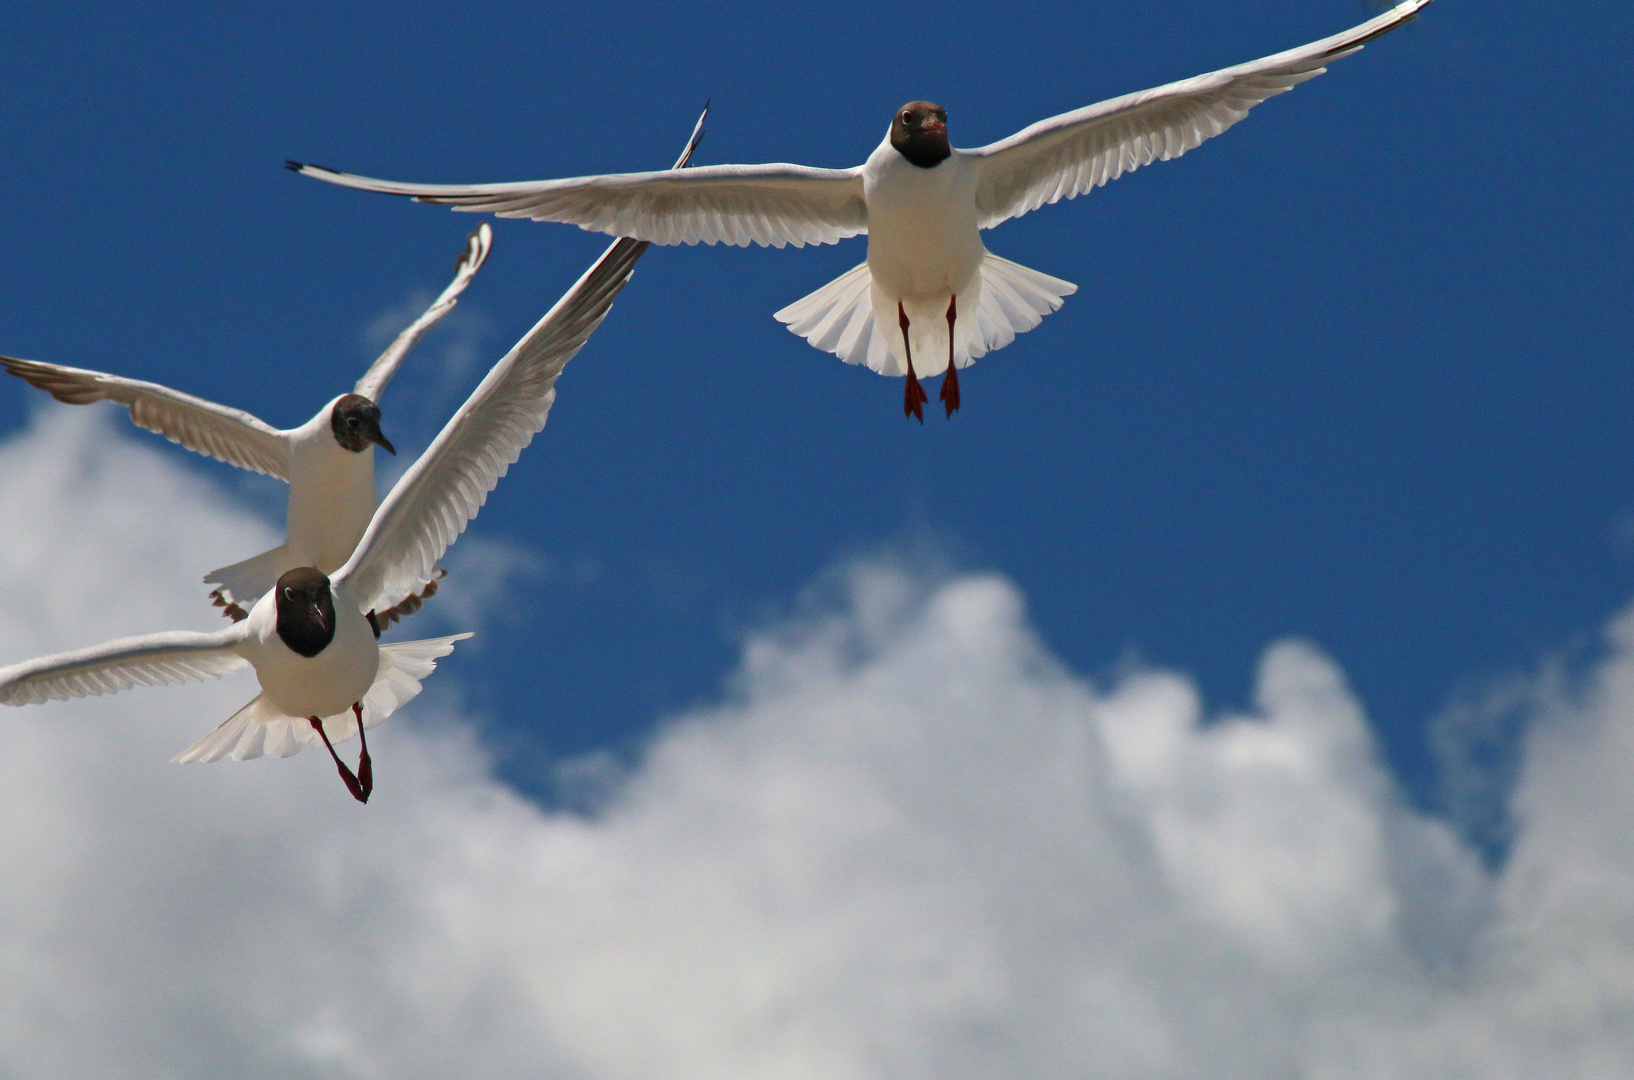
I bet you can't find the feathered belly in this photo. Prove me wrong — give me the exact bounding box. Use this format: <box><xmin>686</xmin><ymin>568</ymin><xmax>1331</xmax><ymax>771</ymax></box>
<box><xmin>865</xmin><ymin>223</ymin><xmax>984</xmax><ymax>300</ymax></box>
<box><xmin>862</xmin><ymin>149</ymin><xmax>984</xmax><ymax>302</ymax></box>
<box><xmin>253</xmin><ymin>624</ymin><xmax>379</xmax><ymax>719</ymax></box>
<box><xmin>285</xmin><ymin>460</ymin><xmax>377</xmax><ymax>574</ymax></box>
<box><xmin>864</xmin><ymin>221</ymin><xmax>986</xmax><ymax>372</ymax></box>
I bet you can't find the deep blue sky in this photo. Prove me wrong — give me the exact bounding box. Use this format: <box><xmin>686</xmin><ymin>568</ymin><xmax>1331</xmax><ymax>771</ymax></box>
<box><xmin>0</xmin><ymin>1</ymin><xmax>1625</xmax><ymax>821</ymax></box>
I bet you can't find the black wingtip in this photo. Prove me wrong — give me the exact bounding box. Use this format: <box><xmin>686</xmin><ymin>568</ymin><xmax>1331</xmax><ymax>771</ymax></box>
<box><xmin>284</xmin><ymin>159</ymin><xmax>305</xmax><ymax>172</ymax></box>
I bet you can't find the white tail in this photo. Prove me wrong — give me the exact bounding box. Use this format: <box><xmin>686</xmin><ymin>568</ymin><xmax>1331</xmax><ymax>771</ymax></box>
<box><xmin>171</xmin><ymin>633</ymin><xmax>472</xmax><ymax>763</ymax></box>
<box><xmin>774</xmin><ymin>253</ymin><xmax>1077</xmax><ymax>376</ymax></box>
<box><xmin>203</xmin><ymin>544</ymin><xmax>289</xmax><ymax>613</ymax></box>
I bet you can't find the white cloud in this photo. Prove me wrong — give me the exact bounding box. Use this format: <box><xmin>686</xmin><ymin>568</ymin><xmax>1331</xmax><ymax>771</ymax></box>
<box><xmin>1</xmin><ymin>410</ymin><xmax>1632</xmax><ymax>1077</ymax></box>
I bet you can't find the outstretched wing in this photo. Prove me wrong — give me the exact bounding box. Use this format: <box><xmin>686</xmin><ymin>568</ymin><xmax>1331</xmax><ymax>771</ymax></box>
<box><xmin>291</xmin><ymin>105</ymin><xmax>866</xmax><ymax>250</ymax></box>
<box><xmin>0</xmin><ymin>355</ymin><xmax>292</xmax><ymax>479</ymax></box>
<box><xmin>353</xmin><ymin>222</ymin><xmax>494</xmax><ymax>403</ymax></box>
<box><xmin>0</xmin><ymin>627</ymin><xmax>250</xmax><ymax>706</ymax></box>
<box><xmin>334</xmin><ymin>122</ymin><xmax>697</xmax><ymax>613</ymax></box>
<box><xmin>968</xmin><ymin>0</ymin><xmax>1432</xmax><ymax>229</ymax></box>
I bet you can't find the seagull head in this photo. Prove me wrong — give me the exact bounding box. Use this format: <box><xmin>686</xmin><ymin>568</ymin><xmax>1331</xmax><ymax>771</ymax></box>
<box><xmin>890</xmin><ymin>102</ymin><xmax>951</xmax><ymax>169</ymax></box>
<box><xmin>330</xmin><ymin>393</ymin><xmax>396</xmax><ymax>455</ymax></box>
<box><xmin>274</xmin><ymin>567</ymin><xmax>337</xmax><ymax>658</ymax></box>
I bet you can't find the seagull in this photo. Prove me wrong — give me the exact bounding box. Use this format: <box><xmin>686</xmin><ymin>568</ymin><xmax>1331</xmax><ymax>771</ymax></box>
<box><xmin>0</xmin><ymin>223</ymin><xmax>494</xmax><ymax>620</ymax></box>
<box><xmin>290</xmin><ymin>0</ymin><xmax>1430</xmax><ymax>421</ymax></box>
<box><xmin>0</xmin><ymin>117</ymin><xmax>704</xmax><ymax>802</ymax></box>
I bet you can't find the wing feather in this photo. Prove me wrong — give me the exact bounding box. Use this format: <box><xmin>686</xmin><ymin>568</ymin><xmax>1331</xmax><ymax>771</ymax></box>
<box><xmin>0</xmin><ymin>355</ymin><xmax>292</xmax><ymax>479</ymax></box>
<box><xmin>292</xmin><ymin>105</ymin><xmax>865</xmax><ymax>250</ymax></box>
<box><xmin>332</xmin><ymin>119</ymin><xmax>706</xmax><ymax>612</ymax></box>
<box><xmin>0</xmin><ymin>628</ymin><xmax>249</xmax><ymax>706</ymax></box>
<box><xmin>969</xmin><ymin>0</ymin><xmax>1431</xmax><ymax>229</ymax></box>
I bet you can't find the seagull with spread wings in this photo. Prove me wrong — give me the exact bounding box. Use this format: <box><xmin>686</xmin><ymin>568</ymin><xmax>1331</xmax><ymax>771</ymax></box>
<box><xmin>0</xmin><ymin>224</ymin><xmax>493</xmax><ymax>620</ymax></box>
<box><xmin>291</xmin><ymin>1</ymin><xmax>1431</xmax><ymax>421</ymax></box>
<box><xmin>0</xmin><ymin>116</ymin><xmax>702</xmax><ymax>802</ymax></box>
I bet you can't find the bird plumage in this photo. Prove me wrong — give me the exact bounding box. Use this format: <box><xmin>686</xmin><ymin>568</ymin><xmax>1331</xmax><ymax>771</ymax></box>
<box><xmin>290</xmin><ymin>0</ymin><xmax>1432</xmax><ymax>392</ymax></box>
<box><xmin>0</xmin><ymin>224</ymin><xmax>493</xmax><ymax>611</ymax></box>
<box><xmin>0</xmin><ymin>111</ymin><xmax>710</xmax><ymax>777</ymax></box>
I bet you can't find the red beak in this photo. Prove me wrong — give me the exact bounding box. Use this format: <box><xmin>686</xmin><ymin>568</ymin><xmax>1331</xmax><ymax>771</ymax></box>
<box><xmin>924</xmin><ymin>120</ymin><xmax>947</xmax><ymax>135</ymax></box>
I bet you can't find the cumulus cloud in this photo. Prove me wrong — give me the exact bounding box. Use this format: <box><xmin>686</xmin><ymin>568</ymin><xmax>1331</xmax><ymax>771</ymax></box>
<box><xmin>0</xmin><ymin>410</ymin><xmax>1632</xmax><ymax>1077</ymax></box>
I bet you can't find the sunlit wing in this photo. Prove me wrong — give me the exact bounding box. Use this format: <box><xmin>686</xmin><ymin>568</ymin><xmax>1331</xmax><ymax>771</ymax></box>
<box><xmin>0</xmin><ymin>355</ymin><xmax>292</xmax><ymax>479</ymax></box>
<box><xmin>291</xmin><ymin>105</ymin><xmax>866</xmax><ymax>250</ymax></box>
<box><xmin>334</xmin><ymin>120</ymin><xmax>701</xmax><ymax>613</ymax></box>
<box><xmin>0</xmin><ymin>626</ymin><xmax>250</xmax><ymax>706</ymax></box>
<box><xmin>353</xmin><ymin>222</ymin><xmax>494</xmax><ymax>403</ymax></box>
<box><xmin>968</xmin><ymin>0</ymin><xmax>1432</xmax><ymax>229</ymax></box>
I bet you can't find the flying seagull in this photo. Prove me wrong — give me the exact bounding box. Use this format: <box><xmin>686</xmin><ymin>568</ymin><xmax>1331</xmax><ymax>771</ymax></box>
<box><xmin>0</xmin><ymin>193</ymin><xmax>663</xmax><ymax>802</ymax></box>
<box><xmin>290</xmin><ymin>0</ymin><xmax>1431</xmax><ymax>421</ymax></box>
<box><xmin>0</xmin><ymin>223</ymin><xmax>494</xmax><ymax>620</ymax></box>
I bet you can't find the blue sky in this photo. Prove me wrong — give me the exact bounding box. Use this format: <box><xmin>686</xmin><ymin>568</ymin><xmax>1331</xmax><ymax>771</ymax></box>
<box><xmin>0</xmin><ymin>0</ymin><xmax>1626</xmax><ymax>839</ymax></box>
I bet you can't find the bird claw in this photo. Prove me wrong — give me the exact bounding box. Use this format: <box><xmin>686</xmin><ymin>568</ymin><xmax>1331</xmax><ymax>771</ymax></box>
<box><xmin>939</xmin><ymin>362</ymin><xmax>960</xmax><ymax>417</ymax></box>
<box><xmin>904</xmin><ymin>368</ymin><xmax>927</xmax><ymax>423</ymax></box>
<box><xmin>309</xmin><ymin>713</ymin><xmax>371</xmax><ymax>804</ymax></box>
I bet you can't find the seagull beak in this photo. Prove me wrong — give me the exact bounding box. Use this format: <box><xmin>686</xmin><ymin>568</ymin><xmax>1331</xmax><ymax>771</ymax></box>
<box><xmin>924</xmin><ymin>119</ymin><xmax>947</xmax><ymax>136</ymax></box>
<box><xmin>368</xmin><ymin>426</ymin><xmax>396</xmax><ymax>456</ymax></box>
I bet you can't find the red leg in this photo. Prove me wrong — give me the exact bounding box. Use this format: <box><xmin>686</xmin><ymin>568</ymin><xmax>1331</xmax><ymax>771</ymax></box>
<box><xmin>353</xmin><ymin>702</ymin><xmax>373</xmax><ymax>800</ymax></box>
<box><xmin>309</xmin><ymin>715</ymin><xmax>368</xmax><ymax>804</ymax></box>
<box><xmin>899</xmin><ymin>302</ymin><xmax>926</xmax><ymax>423</ymax></box>
<box><xmin>940</xmin><ymin>295</ymin><xmax>960</xmax><ymax>418</ymax></box>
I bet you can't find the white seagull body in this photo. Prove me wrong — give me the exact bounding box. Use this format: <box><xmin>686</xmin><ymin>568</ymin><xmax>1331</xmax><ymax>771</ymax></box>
<box><xmin>0</xmin><ymin>140</ymin><xmax>679</xmax><ymax>797</ymax></box>
<box><xmin>0</xmin><ymin>223</ymin><xmax>494</xmax><ymax>613</ymax></box>
<box><xmin>291</xmin><ymin>0</ymin><xmax>1432</xmax><ymax>418</ymax></box>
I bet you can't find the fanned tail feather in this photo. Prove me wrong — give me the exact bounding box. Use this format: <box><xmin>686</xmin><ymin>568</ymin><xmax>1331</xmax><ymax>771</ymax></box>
<box><xmin>773</xmin><ymin>262</ymin><xmax>891</xmax><ymax>372</ymax></box>
<box><xmin>171</xmin><ymin>633</ymin><xmax>472</xmax><ymax>763</ymax></box>
<box><xmin>967</xmin><ymin>254</ymin><xmax>1077</xmax><ymax>360</ymax></box>
<box><xmin>774</xmin><ymin>254</ymin><xmax>1075</xmax><ymax>376</ymax></box>
<box><xmin>203</xmin><ymin>545</ymin><xmax>289</xmax><ymax>616</ymax></box>
<box><xmin>172</xmin><ymin>694</ymin><xmax>293</xmax><ymax>763</ymax></box>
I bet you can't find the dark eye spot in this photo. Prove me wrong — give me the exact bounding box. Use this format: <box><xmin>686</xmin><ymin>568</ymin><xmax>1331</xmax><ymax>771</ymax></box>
<box><xmin>902</xmin><ymin>112</ymin><xmax>914</xmax><ymax>124</ymax></box>
<box><xmin>283</xmin><ymin>587</ymin><xmax>295</xmax><ymax>600</ymax></box>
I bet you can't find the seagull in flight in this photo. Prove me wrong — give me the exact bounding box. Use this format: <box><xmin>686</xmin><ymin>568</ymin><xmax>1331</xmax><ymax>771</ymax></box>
<box><xmin>0</xmin><ymin>200</ymin><xmax>662</xmax><ymax>801</ymax></box>
<box><xmin>0</xmin><ymin>224</ymin><xmax>494</xmax><ymax>620</ymax></box>
<box><xmin>290</xmin><ymin>0</ymin><xmax>1432</xmax><ymax>421</ymax></box>
<box><xmin>0</xmin><ymin>113</ymin><xmax>708</xmax><ymax>801</ymax></box>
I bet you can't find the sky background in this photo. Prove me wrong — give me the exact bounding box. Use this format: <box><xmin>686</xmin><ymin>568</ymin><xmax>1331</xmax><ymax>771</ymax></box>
<box><xmin>3</xmin><ymin>1</ymin><xmax>1634</xmax><ymax>1073</ymax></box>
<box><xmin>0</xmin><ymin>2</ymin><xmax>1627</xmax><ymax>864</ymax></box>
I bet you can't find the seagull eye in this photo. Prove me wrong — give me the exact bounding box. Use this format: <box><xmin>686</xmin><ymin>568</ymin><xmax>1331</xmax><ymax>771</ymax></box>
<box><xmin>283</xmin><ymin>587</ymin><xmax>295</xmax><ymax>601</ymax></box>
<box><xmin>902</xmin><ymin>112</ymin><xmax>914</xmax><ymax>124</ymax></box>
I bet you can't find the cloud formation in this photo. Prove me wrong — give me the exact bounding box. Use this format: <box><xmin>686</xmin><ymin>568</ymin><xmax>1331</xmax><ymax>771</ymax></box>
<box><xmin>0</xmin><ymin>410</ymin><xmax>1631</xmax><ymax>1077</ymax></box>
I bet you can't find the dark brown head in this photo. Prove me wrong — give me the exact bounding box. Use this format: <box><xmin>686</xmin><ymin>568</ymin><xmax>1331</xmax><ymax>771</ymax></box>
<box><xmin>274</xmin><ymin>567</ymin><xmax>336</xmax><ymax>658</ymax></box>
<box><xmin>330</xmin><ymin>394</ymin><xmax>395</xmax><ymax>455</ymax></box>
<box><xmin>890</xmin><ymin>101</ymin><xmax>950</xmax><ymax>169</ymax></box>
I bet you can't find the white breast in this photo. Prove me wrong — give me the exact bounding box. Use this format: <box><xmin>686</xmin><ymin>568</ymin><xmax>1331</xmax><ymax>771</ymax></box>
<box><xmin>284</xmin><ymin>420</ymin><xmax>378</xmax><ymax>575</ymax></box>
<box><xmin>243</xmin><ymin>602</ymin><xmax>380</xmax><ymax>720</ymax></box>
<box><xmin>861</xmin><ymin>142</ymin><xmax>985</xmax><ymax>301</ymax></box>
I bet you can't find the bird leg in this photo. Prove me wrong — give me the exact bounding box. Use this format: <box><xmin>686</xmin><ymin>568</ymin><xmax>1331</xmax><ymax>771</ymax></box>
<box><xmin>308</xmin><ymin>714</ymin><xmax>368</xmax><ymax>804</ymax></box>
<box><xmin>940</xmin><ymin>295</ymin><xmax>960</xmax><ymax>418</ymax></box>
<box><xmin>353</xmin><ymin>702</ymin><xmax>373</xmax><ymax>801</ymax></box>
<box><xmin>899</xmin><ymin>302</ymin><xmax>926</xmax><ymax>423</ymax></box>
